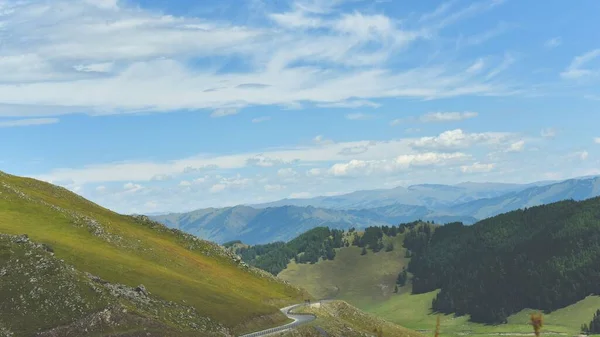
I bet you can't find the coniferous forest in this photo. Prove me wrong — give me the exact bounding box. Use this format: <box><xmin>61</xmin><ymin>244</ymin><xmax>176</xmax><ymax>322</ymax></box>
<box><xmin>405</xmin><ymin>197</ymin><xmax>600</xmax><ymax>324</ymax></box>
<box><xmin>235</xmin><ymin>227</ymin><xmax>344</xmax><ymax>275</ymax></box>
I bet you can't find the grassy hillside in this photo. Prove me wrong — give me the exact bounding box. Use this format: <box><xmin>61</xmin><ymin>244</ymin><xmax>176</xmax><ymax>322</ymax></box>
<box><xmin>278</xmin><ymin>233</ymin><xmax>409</xmax><ymax>308</ymax></box>
<box><xmin>368</xmin><ymin>289</ymin><xmax>600</xmax><ymax>337</ymax></box>
<box><xmin>284</xmin><ymin>301</ymin><xmax>426</xmax><ymax>337</ymax></box>
<box><xmin>0</xmin><ymin>171</ymin><xmax>306</xmax><ymax>336</ymax></box>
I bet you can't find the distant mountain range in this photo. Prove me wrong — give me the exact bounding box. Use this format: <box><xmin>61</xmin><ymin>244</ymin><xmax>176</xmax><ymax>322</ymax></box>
<box><xmin>151</xmin><ymin>176</ymin><xmax>600</xmax><ymax>244</ymax></box>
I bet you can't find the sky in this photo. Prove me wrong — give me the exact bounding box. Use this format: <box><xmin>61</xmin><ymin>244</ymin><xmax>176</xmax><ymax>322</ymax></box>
<box><xmin>1</xmin><ymin>0</ymin><xmax>599</xmax><ymax>214</ymax></box>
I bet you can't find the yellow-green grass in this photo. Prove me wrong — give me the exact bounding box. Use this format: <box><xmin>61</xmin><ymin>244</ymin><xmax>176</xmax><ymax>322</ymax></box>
<box><xmin>367</xmin><ymin>288</ymin><xmax>600</xmax><ymax>337</ymax></box>
<box><xmin>0</xmin><ymin>172</ymin><xmax>305</xmax><ymax>334</ymax></box>
<box><xmin>278</xmin><ymin>234</ymin><xmax>408</xmax><ymax>308</ymax></box>
<box><xmin>285</xmin><ymin>300</ymin><xmax>426</xmax><ymax>337</ymax></box>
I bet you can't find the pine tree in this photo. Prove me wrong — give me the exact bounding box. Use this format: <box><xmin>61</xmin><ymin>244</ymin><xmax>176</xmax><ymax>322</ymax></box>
<box><xmin>385</xmin><ymin>242</ymin><xmax>394</xmax><ymax>252</ymax></box>
<box><xmin>394</xmin><ymin>284</ymin><xmax>399</xmax><ymax>293</ymax></box>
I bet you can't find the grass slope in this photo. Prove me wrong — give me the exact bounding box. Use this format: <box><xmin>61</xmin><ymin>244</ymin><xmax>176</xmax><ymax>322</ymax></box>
<box><xmin>284</xmin><ymin>301</ymin><xmax>426</xmax><ymax>337</ymax></box>
<box><xmin>277</xmin><ymin>228</ymin><xmax>600</xmax><ymax>337</ymax></box>
<box><xmin>0</xmin><ymin>171</ymin><xmax>305</xmax><ymax>336</ymax></box>
<box><xmin>368</xmin><ymin>289</ymin><xmax>600</xmax><ymax>337</ymax></box>
<box><xmin>278</xmin><ymin>233</ymin><xmax>408</xmax><ymax>308</ymax></box>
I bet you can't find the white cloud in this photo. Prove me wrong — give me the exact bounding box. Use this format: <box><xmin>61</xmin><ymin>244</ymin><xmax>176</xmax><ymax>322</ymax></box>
<box><xmin>460</xmin><ymin>162</ymin><xmax>495</xmax><ymax>173</ymax></box>
<box><xmin>123</xmin><ymin>182</ymin><xmax>143</xmax><ymax>193</ymax></box>
<box><xmin>345</xmin><ymin>113</ymin><xmax>374</xmax><ymax>120</ymax></box>
<box><xmin>485</xmin><ymin>52</ymin><xmax>515</xmax><ymax>79</ymax></box>
<box><xmin>0</xmin><ymin>0</ymin><xmax>519</xmax><ymax>117</ymax></box>
<box><xmin>420</xmin><ymin>111</ymin><xmax>478</xmax><ymax>123</ymax></box>
<box><xmin>466</xmin><ymin>59</ymin><xmax>485</xmax><ymax>73</ymax></box>
<box><xmin>579</xmin><ymin>151</ymin><xmax>589</xmax><ymax>160</ymax></box>
<box><xmin>210</xmin><ymin>184</ymin><xmax>226</xmax><ymax>193</ymax></box>
<box><xmin>561</xmin><ymin>49</ymin><xmax>600</xmax><ymax>79</ymax></box>
<box><xmin>74</xmin><ymin>62</ymin><xmax>114</xmax><ymax>73</ymax></box>
<box><xmin>265</xmin><ymin>184</ymin><xmax>285</xmax><ymax>192</ymax></box>
<box><xmin>0</xmin><ymin>118</ymin><xmax>59</xmax><ymax>127</ymax></box>
<box><xmin>179</xmin><ymin>180</ymin><xmax>192</xmax><ymax>187</ymax></box>
<box><xmin>313</xmin><ymin>135</ymin><xmax>334</xmax><ymax>145</ymax></box>
<box><xmin>210</xmin><ymin>108</ymin><xmax>240</xmax><ymax>118</ymax></box>
<box><xmin>96</xmin><ymin>185</ymin><xmax>106</xmax><ymax>192</ymax></box>
<box><xmin>411</xmin><ymin>129</ymin><xmax>512</xmax><ymax>151</ymax></box>
<box><xmin>252</xmin><ymin>116</ymin><xmax>271</xmax><ymax>123</ymax></box>
<box><xmin>277</xmin><ymin>168</ymin><xmax>297</xmax><ymax>178</ymax></box>
<box><xmin>328</xmin><ymin>152</ymin><xmax>470</xmax><ymax>176</ymax></box>
<box><xmin>506</xmin><ymin>140</ymin><xmax>525</xmax><ymax>152</ymax></box>
<box><xmin>306</xmin><ymin>168</ymin><xmax>323</xmax><ymax>177</ymax></box>
<box><xmin>541</xmin><ymin>128</ymin><xmax>557</xmax><ymax>139</ymax></box>
<box><xmin>544</xmin><ymin>37</ymin><xmax>562</xmax><ymax>49</ymax></box>
<box><xmin>595</xmin><ymin>137</ymin><xmax>600</xmax><ymax>144</ymax></box>
<box><xmin>318</xmin><ymin>100</ymin><xmax>381</xmax><ymax>109</ymax></box>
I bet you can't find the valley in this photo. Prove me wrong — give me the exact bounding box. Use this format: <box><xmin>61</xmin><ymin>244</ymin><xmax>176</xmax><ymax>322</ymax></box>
<box><xmin>152</xmin><ymin>176</ymin><xmax>600</xmax><ymax>245</ymax></box>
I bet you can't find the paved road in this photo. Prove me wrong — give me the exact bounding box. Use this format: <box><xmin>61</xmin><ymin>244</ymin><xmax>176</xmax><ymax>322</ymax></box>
<box><xmin>238</xmin><ymin>303</ymin><xmax>316</xmax><ymax>337</ymax></box>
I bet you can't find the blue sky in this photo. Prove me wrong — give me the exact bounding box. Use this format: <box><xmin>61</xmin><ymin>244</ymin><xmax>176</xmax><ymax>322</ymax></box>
<box><xmin>1</xmin><ymin>0</ymin><xmax>599</xmax><ymax>214</ymax></box>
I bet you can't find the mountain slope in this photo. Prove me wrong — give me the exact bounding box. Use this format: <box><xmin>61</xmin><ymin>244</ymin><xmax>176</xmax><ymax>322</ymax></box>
<box><xmin>450</xmin><ymin>176</ymin><xmax>600</xmax><ymax>219</ymax></box>
<box><xmin>251</xmin><ymin>182</ymin><xmax>541</xmax><ymax>210</ymax></box>
<box><xmin>0</xmin><ymin>171</ymin><xmax>306</xmax><ymax>336</ymax></box>
<box><xmin>154</xmin><ymin>205</ymin><xmax>394</xmax><ymax>244</ymax></box>
<box><xmin>407</xmin><ymin>196</ymin><xmax>600</xmax><ymax>323</ymax></box>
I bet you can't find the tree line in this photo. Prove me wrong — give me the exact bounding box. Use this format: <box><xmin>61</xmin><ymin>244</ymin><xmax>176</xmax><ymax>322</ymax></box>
<box><xmin>235</xmin><ymin>227</ymin><xmax>345</xmax><ymax>275</ymax></box>
<box><xmin>404</xmin><ymin>197</ymin><xmax>600</xmax><ymax>324</ymax></box>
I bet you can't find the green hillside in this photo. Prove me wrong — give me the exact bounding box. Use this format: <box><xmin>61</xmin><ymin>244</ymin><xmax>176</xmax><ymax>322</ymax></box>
<box><xmin>285</xmin><ymin>301</ymin><xmax>426</xmax><ymax>337</ymax></box>
<box><xmin>0</xmin><ymin>171</ymin><xmax>306</xmax><ymax>336</ymax></box>
<box><xmin>368</xmin><ymin>289</ymin><xmax>600</xmax><ymax>337</ymax></box>
<box><xmin>278</xmin><ymin>232</ymin><xmax>409</xmax><ymax>308</ymax></box>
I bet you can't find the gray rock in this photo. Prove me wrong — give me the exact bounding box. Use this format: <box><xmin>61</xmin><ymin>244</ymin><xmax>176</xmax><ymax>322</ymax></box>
<box><xmin>135</xmin><ymin>284</ymin><xmax>149</xmax><ymax>297</ymax></box>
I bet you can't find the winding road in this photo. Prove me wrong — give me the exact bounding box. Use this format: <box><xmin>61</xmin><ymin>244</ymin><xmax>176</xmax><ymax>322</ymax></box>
<box><xmin>238</xmin><ymin>303</ymin><xmax>317</xmax><ymax>337</ymax></box>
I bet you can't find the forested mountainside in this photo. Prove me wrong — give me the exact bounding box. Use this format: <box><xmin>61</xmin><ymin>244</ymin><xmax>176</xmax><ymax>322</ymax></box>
<box><xmin>406</xmin><ymin>197</ymin><xmax>600</xmax><ymax>323</ymax></box>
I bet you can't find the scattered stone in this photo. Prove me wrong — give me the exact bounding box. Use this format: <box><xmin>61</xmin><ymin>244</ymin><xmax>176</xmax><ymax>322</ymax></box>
<box><xmin>14</xmin><ymin>234</ymin><xmax>29</xmax><ymax>244</ymax></box>
<box><xmin>135</xmin><ymin>284</ymin><xmax>150</xmax><ymax>297</ymax></box>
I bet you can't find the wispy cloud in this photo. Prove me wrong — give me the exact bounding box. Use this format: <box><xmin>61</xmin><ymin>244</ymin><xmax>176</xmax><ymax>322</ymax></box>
<box><xmin>594</xmin><ymin>137</ymin><xmax>600</xmax><ymax>144</ymax></box>
<box><xmin>252</xmin><ymin>116</ymin><xmax>271</xmax><ymax>123</ymax></box>
<box><xmin>541</xmin><ymin>128</ymin><xmax>557</xmax><ymax>139</ymax></box>
<box><xmin>0</xmin><ymin>118</ymin><xmax>59</xmax><ymax>128</ymax></box>
<box><xmin>211</xmin><ymin>108</ymin><xmax>240</xmax><ymax>118</ymax></box>
<box><xmin>318</xmin><ymin>100</ymin><xmax>381</xmax><ymax>109</ymax></box>
<box><xmin>544</xmin><ymin>37</ymin><xmax>562</xmax><ymax>48</ymax></box>
<box><xmin>0</xmin><ymin>0</ymin><xmax>517</xmax><ymax>117</ymax></box>
<box><xmin>420</xmin><ymin>112</ymin><xmax>478</xmax><ymax>123</ymax></box>
<box><xmin>561</xmin><ymin>49</ymin><xmax>600</xmax><ymax>79</ymax></box>
<box><xmin>345</xmin><ymin>112</ymin><xmax>374</xmax><ymax>120</ymax></box>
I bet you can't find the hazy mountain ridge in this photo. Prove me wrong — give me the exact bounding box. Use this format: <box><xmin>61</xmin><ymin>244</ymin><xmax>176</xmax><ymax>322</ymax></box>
<box><xmin>152</xmin><ymin>176</ymin><xmax>599</xmax><ymax>245</ymax></box>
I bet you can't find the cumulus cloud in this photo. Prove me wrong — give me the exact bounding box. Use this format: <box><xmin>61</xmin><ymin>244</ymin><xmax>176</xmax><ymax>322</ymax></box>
<box><xmin>506</xmin><ymin>140</ymin><xmax>525</xmax><ymax>152</ymax></box>
<box><xmin>123</xmin><ymin>182</ymin><xmax>143</xmax><ymax>193</ymax></box>
<box><xmin>328</xmin><ymin>152</ymin><xmax>469</xmax><ymax>177</ymax></box>
<box><xmin>594</xmin><ymin>137</ymin><xmax>600</xmax><ymax>144</ymax></box>
<box><xmin>411</xmin><ymin>129</ymin><xmax>512</xmax><ymax>151</ymax></box>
